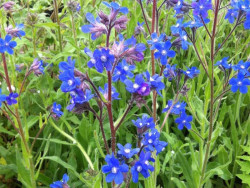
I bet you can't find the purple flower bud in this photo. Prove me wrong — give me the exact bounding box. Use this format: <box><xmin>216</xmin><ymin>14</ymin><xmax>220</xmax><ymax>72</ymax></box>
<box><xmin>98</xmin><ymin>11</ymin><xmax>109</xmax><ymax>26</ymax></box>
<box><xmin>5</xmin><ymin>24</ymin><xmax>25</xmax><ymax>39</ymax></box>
<box><xmin>1</xmin><ymin>1</ymin><xmax>15</xmax><ymax>11</ymax></box>
<box><xmin>30</xmin><ymin>59</ymin><xmax>44</xmax><ymax>76</ymax></box>
<box><xmin>114</xmin><ymin>15</ymin><xmax>128</xmax><ymax>32</ymax></box>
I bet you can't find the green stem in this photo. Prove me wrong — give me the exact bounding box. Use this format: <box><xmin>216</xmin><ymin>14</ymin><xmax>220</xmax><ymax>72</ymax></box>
<box><xmin>70</xmin><ymin>11</ymin><xmax>80</xmax><ymax>67</ymax></box>
<box><xmin>53</xmin><ymin>0</ymin><xmax>63</xmax><ymax>52</ymax></box>
<box><xmin>49</xmin><ymin>119</ymin><xmax>94</xmax><ymax>170</ymax></box>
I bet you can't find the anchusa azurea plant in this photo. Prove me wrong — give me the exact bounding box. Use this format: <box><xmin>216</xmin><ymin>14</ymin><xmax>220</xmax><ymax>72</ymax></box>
<box><xmin>0</xmin><ymin>0</ymin><xmax>249</xmax><ymax>188</ymax></box>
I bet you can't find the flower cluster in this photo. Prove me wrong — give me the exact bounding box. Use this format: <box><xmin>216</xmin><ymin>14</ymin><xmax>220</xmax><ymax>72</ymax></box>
<box><xmin>215</xmin><ymin>57</ymin><xmax>250</xmax><ymax>94</ymax></box>
<box><xmin>58</xmin><ymin>56</ymin><xmax>93</xmax><ymax>112</ymax></box>
<box><xmin>102</xmin><ymin>114</ymin><xmax>167</xmax><ymax>184</ymax></box>
<box><xmin>225</xmin><ymin>0</ymin><xmax>250</xmax><ymax>29</ymax></box>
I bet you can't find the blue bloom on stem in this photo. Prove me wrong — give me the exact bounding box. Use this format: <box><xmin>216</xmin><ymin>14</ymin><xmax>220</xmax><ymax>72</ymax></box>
<box><xmin>183</xmin><ymin>16</ymin><xmax>210</xmax><ymax>28</ymax></box>
<box><xmin>191</xmin><ymin>0</ymin><xmax>213</xmax><ymax>18</ymax></box>
<box><xmin>99</xmin><ymin>83</ymin><xmax>120</xmax><ymax>100</ymax></box>
<box><xmin>131</xmin><ymin>151</ymin><xmax>155</xmax><ymax>183</ymax></box>
<box><xmin>30</xmin><ymin>59</ymin><xmax>45</xmax><ymax>76</ymax></box>
<box><xmin>132</xmin><ymin>114</ymin><xmax>155</xmax><ymax>129</ymax></box>
<box><xmin>59</xmin><ymin>70</ymin><xmax>81</xmax><ymax>92</ymax></box>
<box><xmin>112</xmin><ymin>59</ymin><xmax>135</xmax><ymax>82</ymax></box>
<box><xmin>229</xmin><ymin>72</ymin><xmax>250</xmax><ymax>94</ymax></box>
<box><xmin>102</xmin><ymin>153</ymin><xmax>129</xmax><ymax>184</ymax></box>
<box><xmin>144</xmin><ymin>71</ymin><xmax>165</xmax><ymax>96</ymax></box>
<box><xmin>215</xmin><ymin>57</ymin><xmax>232</xmax><ymax>70</ymax></box>
<box><xmin>225</xmin><ymin>9</ymin><xmax>239</xmax><ymax>24</ymax></box>
<box><xmin>171</xmin><ymin>18</ymin><xmax>184</xmax><ymax>34</ymax></box>
<box><xmin>179</xmin><ymin>31</ymin><xmax>191</xmax><ymax>50</ymax></box>
<box><xmin>163</xmin><ymin>64</ymin><xmax>177</xmax><ymax>81</ymax></box>
<box><xmin>50</xmin><ymin>173</ymin><xmax>69</xmax><ymax>188</ymax></box>
<box><xmin>6</xmin><ymin>93</ymin><xmax>18</xmax><ymax>105</ymax></box>
<box><xmin>81</xmin><ymin>12</ymin><xmax>107</xmax><ymax>40</ymax></box>
<box><xmin>154</xmin><ymin>41</ymin><xmax>176</xmax><ymax>65</ymax></box>
<box><xmin>102</xmin><ymin>1</ymin><xmax>128</xmax><ymax>14</ymax></box>
<box><xmin>175</xmin><ymin>111</ymin><xmax>193</xmax><ymax>130</ymax></box>
<box><xmin>52</xmin><ymin>102</ymin><xmax>63</xmax><ymax>117</ymax></box>
<box><xmin>183</xmin><ymin>67</ymin><xmax>200</xmax><ymax>78</ymax></box>
<box><xmin>162</xmin><ymin>100</ymin><xmax>186</xmax><ymax>115</ymax></box>
<box><xmin>76</xmin><ymin>3</ymin><xmax>81</xmax><ymax>12</ymax></box>
<box><xmin>0</xmin><ymin>89</ymin><xmax>7</xmax><ymax>107</ymax></box>
<box><xmin>0</xmin><ymin>35</ymin><xmax>17</xmax><ymax>54</ymax></box>
<box><xmin>117</xmin><ymin>143</ymin><xmax>139</xmax><ymax>159</ymax></box>
<box><xmin>124</xmin><ymin>74</ymin><xmax>150</xmax><ymax>95</ymax></box>
<box><xmin>147</xmin><ymin>32</ymin><xmax>166</xmax><ymax>50</ymax></box>
<box><xmin>5</xmin><ymin>24</ymin><xmax>26</xmax><ymax>39</ymax></box>
<box><xmin>67</xmin><ymin>89</ymin><xmax>94</xmax><ymax>111</ymax></box>
<box><xmin>59</xmin><ymin>56</ymin><xmax>75</xmax><ymax>71</ymax></box>
<box><xmin>92</xmin><ymin>48</ymin><xmax>114</xmax><ymax>73</ymax></box>
<box><xmin>233</xmin><ymin>60</ymin><xmax>250</xmax><ymax>75</ymax></box>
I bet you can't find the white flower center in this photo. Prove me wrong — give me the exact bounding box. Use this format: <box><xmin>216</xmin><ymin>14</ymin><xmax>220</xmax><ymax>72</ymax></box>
<box><xmin>199</xmin><ymin>5</ymin><xmax>203</xmax><ymax>9</ymax></box>
<box><xmin>137</xmin><ymin>166</ymin><xmax>142</xmax><ymax>172</ymax></box>
<box><xmin>112</xmin><ymin>167</ymin><xmax>118</xmax><ymax>174</ymax></box>
<box><xmin>139</xmin><ymin>123</ymin><xmax>143</xmax><ymax>127</ymax></box>
<box><xmin>183</xmin><ymin>35</ymin><xmax>187</xmax><ymax>41</ymax></box>
<box><xmin>176</xmin><ymin>23</ymin><xmax>180</xmax><ymax>27</ymax></box>
<box><xmin>56</xmin><ymin>108</ymin><xmax>60</xmax><ymax>111</ymax></box>
<box><xmin>240</xmin><ymin>65</ymin><xmax>245</xmax><ymax>69</ymax></box>
<box><xmin>68</xmin><ymin>80</ymin><xmax>73</xmax><ymax>86</ymax></box>
<box><xmin>90</xmin><ymin>58</ymin><xmax>96</xmax><ymax>64</ymax></box>
<box><xmin>145</xmin><ymin>160</ymin><xmax>149</xmax><ymax>165</ymax></box>
<box><xmin>162</xmin><ymin>50</ymin><xmax>167</xmax><ymax>55</ymax></box>
<box><xmin>117</xmin><ymin>71</ymin><xmax>121</xmax><ymax>75</ymax></box>
<box><xmin>182</xmin><ymin>120</ymin><xmax>186</xmax><ymax>124</ymax></box>
<box><xmin>237</xmin><ymin>81</ymin><xmax>242</xmax><ymax>86</ymax></box>
<box><xmin>148</xmin><ymin>139</ymin><xmax>153</xmax><ymax>144</ymax></box>
<box><xmin>153</xmin><ymin>38</ymin><xmax>158</xmax><ymax>42</ymax></box>
<box><xmin>150</xmin><ymin>77</ymin><xmax>154</xmax><ymax>81</ymax></box>
<box><xmin>141</xmin><ymin>86</ymin><xmax>147</xmax><ymax>92</ymax></box>
<box><xmin>176</xmin><ymin>104</ymin><xmax>180</xmax><ymax>108</ymax></box>
<box><xmin>148</xmin><ymin>132</ymin><xmax>152</xmax><ymax>136</ymax></box>
<box><xmin>133</xmin><ymin>83</ymin><xmax>139</xmax><ymax>89</ymax></box>
<box><xmin>101</xmin><ymin>55</ymin><xmax>107</xmax><ymax>62</ymax></box>
<box><xmin>124</xmin><ymin>66</ymin><xmax>129</xmax><ymax>71</ymax></box>
<box><xmin>124</xmin><ymin>149</ymin><xmax>131</xmax><ymax>153</ymax></box>
<box><xmin>191</xmin><ymin>21</ymin><xmax>195</xmax><ymax>25</ymax></box>
<box><xmin>186</xmin><ymin>71</ymin><xmax>190</xmax><ymax>74</ymax></box>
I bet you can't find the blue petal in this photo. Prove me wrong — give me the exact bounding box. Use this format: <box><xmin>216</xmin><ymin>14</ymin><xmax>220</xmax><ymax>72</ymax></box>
<box><xmin>81</xmin><ymin>25</ymin><xmax>93</xmax><ymax>33</ymax></box>
<box><xmin>106</xmin><ymin>173</ymin><xmax>115</xmax><ymax>183</ymax></box>
<box><xmin>120</xmin><ymin>7</ymin><xmax>128</xmax><ymax>14</ymax></box>
<box><xmin>239</xmin><ymin>85</ymin><xmax>248</xmax><ymax>94</ymax></box>
<box><xmin>86</xmin><ymin>12</ymin><xmax>96</xmax><ymax>24</ymax></box>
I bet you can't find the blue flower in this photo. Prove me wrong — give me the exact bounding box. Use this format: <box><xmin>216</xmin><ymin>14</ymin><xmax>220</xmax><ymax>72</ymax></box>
<box><xmin>191</xmin><ymin>0</ymin><xmax>213</xmax><ymax>18</ymax></box>
<box><xmin>184</xmin><ymin>16</ymin><xmax>210</xmax><ymax>28</ymax></box>
<box><xmin>154</xmin><ymin>140</ymin><xmax>168</xmax><ymax>155</ymax></box>
<box><xmin>102</xmin><ymin>1</ymin><xmax>128</xmax><ymax>14</ymax></box>
<box><xmin>117</xmin><ymin>143</ymin><xmax>139</xmax><ymax>159</ymax></box>
<box><xmin>244</xmin><ymin>12</ymin><xmax>250</xmax><ymax>29</ymax></box>
<box><xmin>147</xmin><ymin>32</ymin><xmax>166</xmax><ymax>50</ymax></box>
<box><xmin>5</xmin><ymin>24</ymin><xmax>26</xmax><ymax>39</ymax></box>
<box><xmin>0</xmin><ymin>35</ymin><xmax>17</xmax><ymax>55</ymax></box>
<box><xmin>76</xmin><ymin>3</ymin><xmax>81</xmax><ymax>12</ymax></box>
<box><xmin>225</xmin><ymin>9</ymin><xmax>239</xmax><ymax>24</ymax></box>
<box><xmin>6</xmin><ymin>93</ymin><xmax>18</xmax><ymax>105</ymax></box>
<box><xmin>124</xmin><ymin>74</ymin><xmax>149</xmax><ymax>94</ymax></box>
<box><xmin>183</xmin><ymin>67</ymin><xmax>200</xmax><ymax>78</ymax></box>
<box><xmin>92</xmin><ymin>48</ymin><xmax>114</xmax><ymax>73</ymax></box>
<box><xmin>144</xmin><ymin>71</ymin><xmax>165</xmax><ymax>96</ymax></box>
<box><xmin>52</xmin><ymin>102</ymin><xmax>63</xmax><ymax>117</ymax></box>
<box><xmin>134</xmin><ymin>21</ymin><xmax>145</xmax><ymax>35</ymax></box>
<box><xmin>59</xmin><ymin>70</ymin><xmax>81</xmax><ymax>92</ymax></box>
<box><xmin>50</xmin><ymin>173</ymin><xmax>69</xmax><ymax>188</ymax></box>
<box><xmin>175</xmin><ymin>111</ymin><xmax>193</xmax><ymax>130</ymax></box>
<box><xmin>179</xmin><ymin>31</ymin><xmax>191</xmax><ymax>50</ymax></box>
<box><xmin>171</xmin><ymin>18</ymin><xmax>184</xmax><ymax>34</ymax></box>
<box><xmin>162</xmin><ymin>100</ymin><xmax>186</xmax><ymax>115</ymax></box>
<box><xmin>132</xmin><ymin>114</ymin><xmax>155</xmax><ymax>129</ymax></box>
<box><xmin>102</xmin><ymin>153</ymin><xmax>129</xmax><ymax>184</ymax></box>
<box><xmin>112</xmin><ymin>59</ymin><xmax>135</xmax><ymax>82</ymax></box>
<box><xmin>99</xmin><ymin>83</ymin><xmax>119</xmax><ymax>100</ymax></box>
<box><xmin>0</xmin><ymin>89</ymin><xmax>7</xmax><ymax>107</ymax></box>
<box><xmin>229</xmin><ymin>72</ymin><xmax>250</xmax><ymax>94</ymax></box>
<box><xmin>154</xmin><ymin>41</ymin><xmax>176</xmax><ymax>65</ymax></box>
<box><xmin>174</xmin><ymin>0</ymin><xmax>185</xmax><ymax>15</ymax></box>
<box><xmin>59</xmin><ymin>56</ymin><xmax>75</xmax><ymax>72</ymax></box>
<box><xmin>81</xmin><ymin>12</ymin><xmax>107</xmax><ymax>40</ymax></box>
<box><xmin>233</xmin><ymin>60</ymin><xmax>250</xmax><ymax>75</ymax></box>
<box><xmin>163</xmin><ymin>64</ymin><xmax>177</xmax><ymax>81</ymax></box>
<box><xmin>131</xmin><ymin>151</ymin><xmax>155</xmax><ymax>183</ymax></box>
<box><xmin>215</xmin><ymin>57</ymin><xmax>232</xmax><ymax>70</ymax></box>
<box><xmin>67</xmin><ymin>89</ymin><xmax>94</xmax><ymax>111</ymax></box>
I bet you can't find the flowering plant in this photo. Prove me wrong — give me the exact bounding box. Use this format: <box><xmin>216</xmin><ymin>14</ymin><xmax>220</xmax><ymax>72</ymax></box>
<box><xmin>0</xmin><ymin>0</ymin><xmax>249</xmax><ymax>188</ymax></box>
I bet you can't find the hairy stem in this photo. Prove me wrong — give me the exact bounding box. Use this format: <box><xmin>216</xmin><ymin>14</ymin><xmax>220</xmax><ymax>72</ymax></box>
<box><xmin>53</xmin><ymin>0</ymin><xmax>63</xmax><ymax>52</ymax></box>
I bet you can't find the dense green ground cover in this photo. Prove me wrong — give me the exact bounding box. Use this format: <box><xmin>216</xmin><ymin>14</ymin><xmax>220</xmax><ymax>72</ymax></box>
<box><xmin>0</xmin><ymin>0</ymin><xmax>249</xmax><ymax>187</ymax></box>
